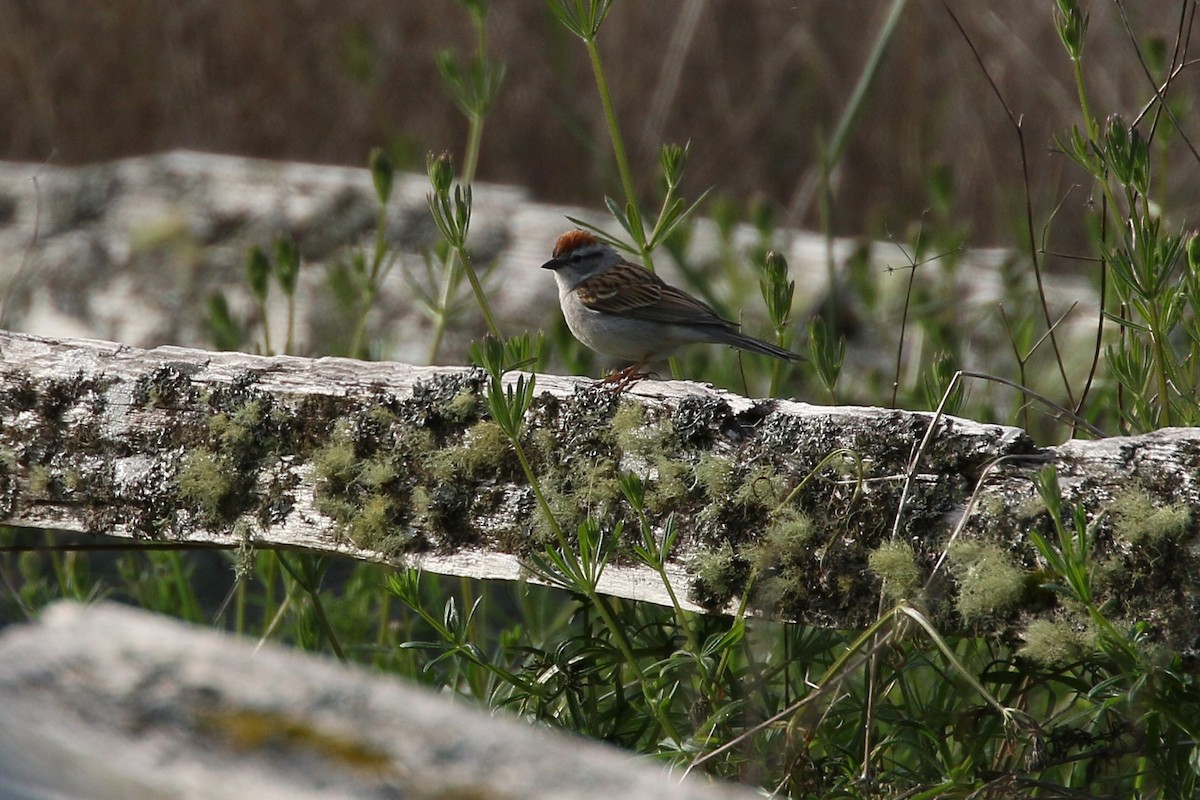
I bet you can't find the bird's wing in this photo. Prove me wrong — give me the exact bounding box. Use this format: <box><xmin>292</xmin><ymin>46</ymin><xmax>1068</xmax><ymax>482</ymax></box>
<box><xmin>575</xmin><ymin>262</ymin><xmax>736</xmax><ymax>327</ymax></box>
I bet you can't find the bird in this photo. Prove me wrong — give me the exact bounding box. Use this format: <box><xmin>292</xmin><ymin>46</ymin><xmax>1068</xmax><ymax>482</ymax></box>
<box><xmin>541</xmin><ymin>229</ymin><xmax>800</xmax><ymax>386</ymax></box>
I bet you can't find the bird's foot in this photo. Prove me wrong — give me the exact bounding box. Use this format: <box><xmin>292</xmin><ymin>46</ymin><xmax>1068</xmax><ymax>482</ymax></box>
<box><xmin>597</xmin><ymin>363</ymin><xmax>653</xmax><ymax>394</ymax></box>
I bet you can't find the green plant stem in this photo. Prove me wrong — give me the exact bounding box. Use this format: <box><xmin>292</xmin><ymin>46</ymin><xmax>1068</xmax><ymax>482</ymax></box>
<box><xmin>397</xmin><ymin>579</ymin><xmax>543</xmax><ymax>695</ymax></box>
<box><xmin>427</xmin><ymin>223</ymin><xmax>497</xmax><ymax>360</ymax></box>
<box><xmin>631</xmin><ymin>510</ymin><xmax>697</xmax><ymax>654</ymax></box>
<box><xmin>276</xmin><ymin>554</ymin><xmax>346</xmax><ymax>663</ymax></box>
<box><xmin>1071</xmin><ymin>58</ymin><xmax>1097</xmax><ymax>140</ymax></box>
<box><xmin>426</xmin><ymin>259</ymin><xmax>457</xmax><ymax>362</ymax></box>
<box><xmin>1146</xmin><ymin>304</ymin><xmax>1174</xmax><ymax>427</ymax></box>
<box><xmin>375</xmin><ymin>588</ymin><xmax>391</xmax><ymax>654</ymax></box>
<box><xmin>768</xmin><ymin>346</ymin><xmax>787</xmax><ymax>398</ymax></box>
<box><xmin>458</xmin><ymin>247</ymin><xmax>501</xmax><ymax>339</ymax></box>
<box><xmin>426</xmin><ymin>257</ymin><xmax>457</xmax><ymax>359</ymax></box>
<box><xmin>257</xmin><ymin>299</ymin><xmax>274</xmax><ymax>356</ymax></box>
<box><xmin>428</xmin><ymin>91</ymin><xmax>490</xmax><ymax>362</ymax></box>
<box><xmin>307</xmin><ymin>582</ymin><xmax>346</xmax><ymax>662</ymax></box>
<box><xmin>710</xmin><ymin>573</ymin><xmax>756</xmax><ymax>686</ymax></box>
<box><xmin>431</xmin><ymin>113</ymin><xmax>495</xmax><ymax>360</ymax></box>
<box><xmin>1071</xmin><ymin>57</ymin><xmax>1125</xmax><ymax>225</ymax></box>
<box><xmin>1069</xmin><ymin>40</ymin><xmax>1179</xmax><ymax>430</ymax></box>
<box><xmin>582</xmin><ymin>35</ymin><xmax>655</xmax><ymax>272</ymax></box>
<box><xmin>509</xmin><ymin>432</ymin><xmax>682</xmax><ymax>746</ymax></box>
<box><xmin>585</xmin><ymin>39</ymin><xmax>636</xmax><ymax>227</ymax></box>
<box><xmin>349</xmin><ymin>202</ymin><xmax>390</xmax><ymax>358</ymax></box>
<box><xmin>462</xmin><ymin>115</ymin><xmax>485</xmax><ymax>187</ymax></box>
<box><xmin>285</xmin><ymin>295</ymin><xmax>296</xmax><ymax>356</ymax></box>
<box><xmin>426</xmin><ymin>6</ymin><xmax>496</xmax><ymax>363</ymax></box>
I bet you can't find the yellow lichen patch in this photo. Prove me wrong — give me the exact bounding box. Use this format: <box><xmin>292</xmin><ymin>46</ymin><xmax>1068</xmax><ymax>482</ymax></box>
<box><xmin>198</xmin><ymin>708</ymin><xmax>391</xmax><ymax>772</ymax></box>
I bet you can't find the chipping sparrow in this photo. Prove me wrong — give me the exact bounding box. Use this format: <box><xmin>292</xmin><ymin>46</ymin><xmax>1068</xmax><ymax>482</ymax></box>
<box><xmin>542</xmin><ymin>230</ymin><xmax>800</xmax><ymax>383</ymax></box>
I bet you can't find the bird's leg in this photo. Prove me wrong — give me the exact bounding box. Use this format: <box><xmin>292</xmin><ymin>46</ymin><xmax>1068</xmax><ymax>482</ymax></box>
<box><xmin>598</xmin><ymin>360</ymin><xmax>653</xmax><ymax>393</ymax></box>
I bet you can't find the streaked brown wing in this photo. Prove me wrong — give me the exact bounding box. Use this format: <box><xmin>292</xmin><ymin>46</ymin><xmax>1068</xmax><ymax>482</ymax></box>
<box><xmin>576</xmin><ymin>263</ymin><xmax>736</xmax><ymax>327</ymax></box>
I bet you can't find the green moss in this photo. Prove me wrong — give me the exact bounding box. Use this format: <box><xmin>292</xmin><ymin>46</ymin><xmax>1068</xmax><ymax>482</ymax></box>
<box><xmin>611</xmin><ymin>403</ymin><xmax>646</xmax><ymax>452</ymax></box>
<box><xmin>419</xmin><ymin>421</ymin><xmax>510</xmax><ymax>487</ymax></box>
<box><xmin>1090</xmin><ymin>555</ymin><xmax>1122</xmax><ymax>591</ymax></box>
<box><xmin>1016</xmin><ymin>496</ymin><xmax>1049</xmax><ymax>522</ymax></box>
<box><xmin>177</xmin><ymin>451</ymin><xmax>238</xmax><ymax>520</ymax></box>
<box><xmin>209</xmin><ymin>398</ymin><xmax>265</xmax><ymax>451</ymax></box>
<box><xmin>529</xmin><ymin>428</ymin><xmax>557</xmax><ymax>462</ymax></box>
<box><xmin>948</xmin><ymin>540</ymin><xmax>1026</xmax><ymax>622</ymax></box>
<box><xmin>734</xmin><ymin>465</ymin><xmax>787</xmax><ymax>510</ymax></box>
<box><xmin>530</xmin><ymin>486</ymin><xmax>584</xmax><ymax>548</ymax></box>
<box><xmin>612</xmin><ymin>402</ymin><xmax>673</xmax><ymax>456</ymax></box>
<box><xmin>411</xmin><ymin>484</ymin><xmax>432</xmax><ymax>518</ymax></box>
<box><xmin>1018</xmin><ymin>618</ymin><xmax>1093</xmax><ymax>667</ymax></box>
<box><xmin>27</xmin><ymin>465</ymin><xmax>53</xmax><ymax>497</ymax></box>
<box><xmin>571</xmin><ymin>457</ymin><xmax>623</xmax><ymax>509</ymax></box>
<box><xmin>312</xmin><ymin>440</ymin><xmax>358</xmax><ymax>490</ymax></box>
<box><xmin>366</xmin><ymin>404</ymin><xmax>398</xmax><ymax>426</ymax></box>
<box><xmin>456</xmin><ymin>421</ymin><xmax>511</xmax><ymax>475</ymax></box>
<box><xmin>756</xmin><ymin>562</ymin><xmax>814</xmax><ymax>611</ymax></box>
<box><xmin>359</xmin><ymin>455</ymin><xmax>398</xmax><ymax>489</ymax></box>
<box><xmin>445</xmin><ymin>388</ymin><xmax>482</xmax><ymax>422</ymax></box>
<box><xmin>693</xmin><ymin>453</ymin><xmax>734</xmax><ymax>499</ymax></box>
<box><xmin>688</xmin><ymin>541</ymin><xmax>741</xmax><ymax>608</ymax></box>
<box><xmin>305</xmin><ymin>417</ymin><xmax>420</xmax><ymax>553</ymax></box>
<box><xmin>314</xmin><ymin>493</ymin><xmax>355</xmax><ymax>524</ymax></box>
<box><xmin>231</xmin><ymin>520</ymin><xmax>256</xmax><ymax>580</ymax></box>
<box><xmin>747</xmin><ymin>508</ymin><xmax>814</xmax><ymax>572</ymax></box>
<box><xmin>345</xmin><ymin>493</ymin><xmax>399</xmax><ymax>548</ymax></box>
<box><xmin>694</xmin><ymin>502</ymin><xmax>724</xmax><ymax>531</ymax></box>
<box><xmin>742</xmin><ymin>506</ymin><xmax>819</xmax><ymax>611</ymax></box>
<box><xmin>423</xmin><ymin>447</ymin><xmax>459</xmax><ymax>486</ymax></box>
<box><xmin>402</xmin><ymin>426</ymin><xmax>438</xmax><ymax>459</ymax></box>
<box><xmin>643</xmin><ymin>456</ymin><xmax>691</xmax><ymax>514</ymax></box>
<box><xmin>868</xmin><ymin>540</ymin><xmax>923</xmax><ymax>601</ymax></box>
<box><xmin>1109</xmin><ymin>489</ymin><xmax>1192</xmax><ymax>546</ymax></box>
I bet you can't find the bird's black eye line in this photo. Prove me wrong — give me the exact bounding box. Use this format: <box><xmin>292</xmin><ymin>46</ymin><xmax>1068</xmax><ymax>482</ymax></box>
<box><xmin>569</xmin><ymin>253</ymin><xmax>583</xmax><ymax>263</ymax></box>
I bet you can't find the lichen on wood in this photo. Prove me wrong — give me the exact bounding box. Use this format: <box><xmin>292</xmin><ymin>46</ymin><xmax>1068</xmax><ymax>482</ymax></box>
<box><xmin>2</xmin><ymin>330</ymin><xmax>1199</xmax><ymax>655</ymax></box>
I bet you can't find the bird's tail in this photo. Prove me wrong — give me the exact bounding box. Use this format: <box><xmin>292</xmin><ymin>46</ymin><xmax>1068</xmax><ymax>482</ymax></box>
<box><xmin>718</xmin><ymin>329</ymin><xmax>803</xmax><ymax>361</ymax></box>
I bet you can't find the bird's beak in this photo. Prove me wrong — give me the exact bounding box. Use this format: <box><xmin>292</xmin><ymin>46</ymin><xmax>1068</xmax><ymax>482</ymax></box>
<box><xmin>540</xmin><ymin>258</ymin><xmax>562</xmax><ymax>271</ymax></box>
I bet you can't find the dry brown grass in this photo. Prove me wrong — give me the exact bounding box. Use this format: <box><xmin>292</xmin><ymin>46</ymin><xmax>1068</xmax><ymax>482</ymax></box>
<box><xmin>2</xmin><ymin>1</ymin><xmax>1196</xmax><ymax>250</ymax></box>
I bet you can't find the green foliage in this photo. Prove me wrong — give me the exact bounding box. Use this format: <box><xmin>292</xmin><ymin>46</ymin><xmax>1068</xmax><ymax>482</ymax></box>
<box><xmin>9</xmin><ymin>5</ymin><xmax>1200</xmax><ymax>799</ymax></box>
<box><xmin>806</xmin><ymin>315</ymin><xmax>844</xmax><ymax>402</ymax></box>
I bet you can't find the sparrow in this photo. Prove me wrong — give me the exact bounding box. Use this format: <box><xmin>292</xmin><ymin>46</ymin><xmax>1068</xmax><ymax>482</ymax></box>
<box><xmin>542</xmin><ymin>229</ymin><xmax>800</xmax><ymax>385</ymax></box>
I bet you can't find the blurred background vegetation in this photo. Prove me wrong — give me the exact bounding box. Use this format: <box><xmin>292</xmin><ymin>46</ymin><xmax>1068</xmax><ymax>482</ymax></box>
<box><xmin>5</xmin><ymin>4</ymin><xmax>1200</xmax><ymax>797</ymax></box>
<box><xmin>4</xmin><ymin>1</ymin><xmax>1196</xmax><ymax>255</ymax></box>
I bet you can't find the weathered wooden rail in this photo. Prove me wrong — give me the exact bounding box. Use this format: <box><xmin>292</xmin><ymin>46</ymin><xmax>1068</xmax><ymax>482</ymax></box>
<box><xmin>2</xmin><ymin>330</ymin><xmax>1197</xmax><ymax>652</ymax></box>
